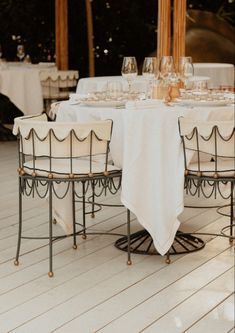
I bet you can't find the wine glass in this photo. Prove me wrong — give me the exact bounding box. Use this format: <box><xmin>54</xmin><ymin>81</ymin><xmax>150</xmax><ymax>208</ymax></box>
<box><xmin>142</xmin><ymin>57</ymin><xmax>158</xmax><ymax>98</ymax></box>
<box><xmin>16</xmin><ymin>44</ymin><xmax>25</xmax><ymax>61</ymax></box>
<box><xmin>142</xmin><ymin>57</ymin><xmax>158</xmax><ymax>78</ymax></box>
<box><xmin>159</xmin><ymin>56</ymin><xmax>174</xmax><ymax>79</ymax></box>
<box><xmin>178</xmin><ymin>56</ymin><xmax>194</xmax><ymax>88</ymax></box>
<box><xmin>121</xmin><ymin>57</ymin><xmax>138</xmax><ymax>92</ymax></box>
<box><xmin>178</xmin><ymin>56</ymin><xmax>193</xmax><ymax>73</ymax></box>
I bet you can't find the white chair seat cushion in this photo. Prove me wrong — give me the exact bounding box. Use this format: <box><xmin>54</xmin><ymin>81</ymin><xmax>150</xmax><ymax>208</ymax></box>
<box><xmin>23</xmin><ymin>158</ymin><xmax>121</xmax><ymax>178</ymax></box>
<box><xmin>188</xmin><ymin>158</ymin><xmax>235</xmax><ymax>177</ymax></box>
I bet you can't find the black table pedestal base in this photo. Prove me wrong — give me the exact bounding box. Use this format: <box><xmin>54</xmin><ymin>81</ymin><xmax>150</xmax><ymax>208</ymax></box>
<box><xmin>115</xmin><ymin>229</ymin><xmax>205</xmax><ymax>255</ymax></box>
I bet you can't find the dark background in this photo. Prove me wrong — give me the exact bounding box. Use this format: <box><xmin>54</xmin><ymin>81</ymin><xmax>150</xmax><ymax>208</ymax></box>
<box><xmin>0</xmin><ymin>0</ymin><xmax>234</xmax><ymax>77</ymax></box>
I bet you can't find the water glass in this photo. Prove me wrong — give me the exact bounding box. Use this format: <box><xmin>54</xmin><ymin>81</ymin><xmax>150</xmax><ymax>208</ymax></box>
<box><xmin>107</xmin><ymin>81</ymin><xmax>123</xmax><ymax>99</ymax></box>
<box><xmin>142</xmin><ymin>57</ymin><xmax>158</xmax><ymax>98</ymax></box>
<box><xmin>192</xmin><ymin>80</ymin><xmax>208</xmax><ymax>92</ymax></box>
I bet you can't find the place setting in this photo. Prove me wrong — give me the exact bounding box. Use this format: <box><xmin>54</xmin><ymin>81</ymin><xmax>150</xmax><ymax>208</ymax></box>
<box><xmin>68</xmin><ymin>56</ymin><xmax>155</xmax><ymax>107</ymax></box>
<box><xmin>148</xmin><ymin>55</ymin><xmax>234</xmax><ymax>108</ymax></box>
<box><xmin>69</xmin><ymin>54</ymin><xmax>234</xmax><ymax>111</ymax></box>
<box><xmin>176</xmin><ymin>89</ymin><xmax>234</xmax><ymax>107</ymax></box>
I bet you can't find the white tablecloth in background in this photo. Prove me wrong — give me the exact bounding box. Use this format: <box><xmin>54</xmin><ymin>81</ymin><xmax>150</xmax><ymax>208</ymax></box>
<box><xmin>56</xmin><ymin>99</ymin><xmax>234</xmax><ymax>255</ymax></box>
<box><xmin>0</xmin><ymin>62</ymin><xmax>57</xmax><ymax>115</ymax></box>
<box><xmin>193</xmin><ymin>63</ymin><xmax>234</xmax><ymax>88</ymax></box>
<box><xmin>76</xmin><ymin>76</ymin><xmax>147</xmax><ymax>94</ymax></box>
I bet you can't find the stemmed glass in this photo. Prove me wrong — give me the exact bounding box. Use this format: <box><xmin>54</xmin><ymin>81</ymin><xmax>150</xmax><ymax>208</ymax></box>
<box><xmin>178</xmin><ymin>56</ymin><xmax>194</xmax><ymax>88</ymax></box>
<box><xmin>178</xmin><ymin>56</ymin><xmax>193</xmax><ymax>73</ymax></box>
<box><xmin>159</xmin><ymin>56</ymin><xmax>174</xmax><ymax>79</ymax></box>
<box><xmin>121</xmin><ymin>57</ymin><xmax>138</xmax><ymax>92</ymax></box>
<box><xmin>142</xmin><ymin>57</ymin><xmax>158</xmax><ymax>79</ymax></box>
<box><xmin>142</xmin><ymin>57</ymin><xmax>158</xmax><ymax>98</ymax></box>
<box><xmin>159</xmin><ymin>56</ymin><xmax>181</xmax><ymax>103</ymax></box>
<box><xmin>16</xmin><ymin>44</ymin><xmax>25</xmax><ymax>62</ymax></box>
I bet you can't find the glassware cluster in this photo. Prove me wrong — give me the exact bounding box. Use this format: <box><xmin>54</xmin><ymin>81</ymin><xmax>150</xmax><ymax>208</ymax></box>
<box><xmin>120</xmin><ymin>55</ymin><xmax>205</xmax><ymax>101</ymax></box>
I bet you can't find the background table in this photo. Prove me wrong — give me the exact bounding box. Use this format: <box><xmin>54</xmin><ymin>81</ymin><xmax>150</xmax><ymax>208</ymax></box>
<box><xmin>56</xmin><ymin>99</ymin><xmax>234</xmax><ymax>255</ymax></box>
<box><xmin>0</xmin><ymin>62</ymin><xmax>57</xmax><ymax>115</ymax></box>
<box><xmin>193</xmin><ymin>63</ymin><xmax>234</xmax><ymax>88</ymax></box>
<box><xmin>76</xmin><ymin>76</ymin><xmax>147</xmax><ymax>94</ymax></box>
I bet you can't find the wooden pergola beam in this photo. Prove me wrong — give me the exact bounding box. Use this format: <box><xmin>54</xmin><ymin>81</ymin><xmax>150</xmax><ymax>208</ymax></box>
<box><xmin>157</xmin><ymin>0</ymin><xmax>186</xmax><ymax>69</ymax></box>
<box><xmin>55</xmin><ymin>0</ymin><xmax>68</xmax><ymax>70</ymax></box>
<box><xmin>85</xmin><ymin>0</ymin><xmax>95</xmax><ymax>77</ymax></box>
<box><xmin>173</xmin><ymin>0</ymin><xmax>186</xmax><ymax>70</ymax></box>
<box><xmin>157</xmin><ymin>0</ymin><xmax>171</xmax><ymax>61</ymax></box>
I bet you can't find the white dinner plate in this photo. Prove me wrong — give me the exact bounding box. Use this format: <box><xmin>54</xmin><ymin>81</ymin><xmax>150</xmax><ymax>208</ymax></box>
<box><xmin>175</xmin><ymin>99</ymin><xmax>232</xmax><ymax>107</ymax></box>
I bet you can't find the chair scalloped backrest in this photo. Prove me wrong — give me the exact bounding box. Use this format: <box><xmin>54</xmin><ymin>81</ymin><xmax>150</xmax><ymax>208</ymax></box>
<box><xmin>178</xmin><ymin>117</ymin><xmax>235</xmax><ymax>174</ymax></box>
<box><xmin>13</xmin><ymin>114</ymin><xmax>113</xmax><ymax>175</ymax></box>
<box><xmin>40</xmin><ymin>70</ymin><xmax>79</xmax><ymax>100</ymax></box>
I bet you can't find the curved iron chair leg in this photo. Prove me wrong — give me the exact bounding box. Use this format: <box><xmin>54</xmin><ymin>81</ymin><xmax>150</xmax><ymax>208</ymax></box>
<box><xmin>82</xmin><ymin>181</ymin><xmax>87</xmax><ymax>239</ymax></box>
<box><xmin>14</xmin><ymin>178</ymin><xmax>23</xmax><ymax>266</ymax></box>
<box><xmin>91</xmin><ymin>180</ymin><xmax>95</xmax><ymax>218</ymax></box>
<box><xmin>72</xmin><ymin>182</ymin><xmax>77</xmax><ymax>249</ymax></box>
<box><xmin>165</xmin><ymin>250</ymin><xmax>171</xmax><ymax>264</ymax></box>
<box><xmin>220</xmin><ymin>182</ymin><xmax>235</xmax><ymax>242</ymax></box>
<box><xmin>48</xmin><ymin>182</ymin><xmax>54</xmax><ymax>277</ymax></box>
<box><xmin>229</xmin><ymin>182</ymin><xmax>234</xmax><ymax>243</ymax></box>
<box><xmin>127</xmin><ymin>209</ymin><xmax>132</xmax><ymax>265</ymax></box>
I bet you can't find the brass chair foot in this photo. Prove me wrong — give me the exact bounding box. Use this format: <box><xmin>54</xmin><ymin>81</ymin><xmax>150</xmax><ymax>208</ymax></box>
<box><xmin>14</xmin><ymin>260</ymin><xmax>19</xmax><ymax>266</ymax></box>
<box><xmin>48</xmin><ymin>271</ymin><xmax>54</xmax><ymax>278</ymax></box>
<box><xmin>165</xmin><ymin>258</ymin><xmax>171</xmax><ymax>264</ymax></box>
<box><xmin>91</xmin><ymin>213</ymin><xmax>95</xmax><ymax>218</ymax></box>
<box><xmin>229</xmin><ymin>237</ymin><xmax>234</xmax><ymax>244</ymax></box>
<box><xmin>73</xmin><ymin>244</ymin><xmax>77</xmax><ymax>249</ymax></box>
<box><xmin>53</xmin><ymin>219</ymin><xmax>57</xmax><ymax>224</ymax></box>
<box><xmin>127</xmin><ymin>260</ymin><xmax>132</xmax><ymax>265</ymax></box>
<box><xmin>82</xmin><ymin>235</ymin><xmax>87</xmax><ymax>239</ymax></box>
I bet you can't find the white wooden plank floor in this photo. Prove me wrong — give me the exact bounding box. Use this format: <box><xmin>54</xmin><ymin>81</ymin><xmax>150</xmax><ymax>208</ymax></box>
<box><xmin>0</xmin><ymin>141</ymin><xmax>234</xmax><ymax>333</ymax></box>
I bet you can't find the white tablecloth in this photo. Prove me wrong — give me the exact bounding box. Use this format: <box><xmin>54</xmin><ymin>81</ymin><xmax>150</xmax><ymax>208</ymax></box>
<box><xmin>56</xmin><ymin>99</ymin><xmax>234</xmax><ymax>255</ymax></box>
<box><xmin>76</xmin><ymin>76</ymin><xmax>147</xmax><ymax>94</ymax></box>
<box><xmin>0</xmin><ymin>63</ymin><xmax>57</xmax><ymax>115</ymax></box>
<box><xmin>193</xmin><ymin>63</ymin><xmax>234</xmax><ymax>89</ymax></box>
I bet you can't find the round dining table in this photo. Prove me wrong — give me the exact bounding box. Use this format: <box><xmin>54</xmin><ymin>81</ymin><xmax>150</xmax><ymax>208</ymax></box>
<box><xmin>0</xmin><ymin>62</ymin><xmax>57</xmax><ymax>115</ymax></box>
<box><xmin>55</xmin><ymin>97</ymin><xmax>234</xmax><ymax>256</ymax></box>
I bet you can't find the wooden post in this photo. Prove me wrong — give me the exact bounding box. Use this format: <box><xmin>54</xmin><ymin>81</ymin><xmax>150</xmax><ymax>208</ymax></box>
<box><xmin>157</xmin><ymin>0</ymin><xmax>171</xmax><ymax>61</ymax></box>
<box><xmin>55</xmin><ymin>0</ymin><xmax>68</xmax><ymax>70</ymax></box>
<box><xmin>173</xmin><ymin>0</ymin><xmax>186</xmax><ymax>71</ymax></box>
<box><xmin>85</xmin><ymin>0</ymin><xmax>95</xmax><ymax>77</ymax></box>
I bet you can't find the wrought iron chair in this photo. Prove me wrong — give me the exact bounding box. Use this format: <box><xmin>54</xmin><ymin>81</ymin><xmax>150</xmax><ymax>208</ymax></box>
<box><xmin>13</xmin><ymin>114</ymin><xmax>131</xmax><ymax>277</ymax></box>
<box><xmin>40</xmin><ymin>70</ymin><xmax>79</xmax><ymax>112</ymax></box>
<box><xmin>178</xmin><ymin>117</ymin><xmax>235</xmax><ymax>243</ymax></box>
